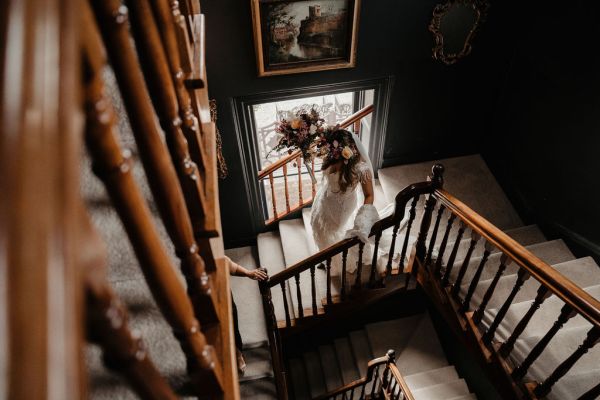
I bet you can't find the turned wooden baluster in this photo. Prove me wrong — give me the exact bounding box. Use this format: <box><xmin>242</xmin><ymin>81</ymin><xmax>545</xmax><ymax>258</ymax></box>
<box><xmin>326</xmin><ymin>258</ymin><xmax>333</xmax><ymax>306</ymax></box>
<box><xmin>414</xmin><ymin>164</ymin><xmax>444</xmax><ymax>262</ymax></box>
<box><xmin>442</xmin><ymin>221</ymin><xmax>466</xmax><ymax>287</ymax></box>
<box><xmin>259</xmin><ymin>280</ymin><xmax>289</xmax><ymax>397</ymax></box>
<box><xmin>370</xmin><ymin>366</ymin><xmax>380</xmax><ymax>397</ymax></box>
<box><xmin>452</xmin><ymin>231</ymin><xmax>481</xmax><ymax>297</ymax></box>
<box><xmin>461</xmin><ymin>242</ymin><xmax>494</xmax><ymax>312</ymax></box>
<box><xmin>88</xmin><ymin>0</ymin><xmax>218</xmax><ymax>322</ymax></box>
<box><xmin>127</xmin><ymin>0</ymin><xmax>212</xmax><ymax>239</ymax></box>
<box><xmin>310</xmin><ymin>265</ymin><xmax>318</xmax><ymax>315</ymax></box>
<box><xmin>341</xmin><ymin>249</ymin><xmax>349</xmax><ymax>300</ymax></box>
<box><xmin>354</xmin><ymin>242</ymin><xmax>366</xmax><ymax>290</ymax></box>
<box><xmin>280</xmin><ymin>282</ymin><xmax>291</xmax><ymax>328</ymax></box>
<box><xmin>148</xmin><ymin>0</ymin><xmax>209</xmax><ymax>173</ymax></box>
<box><xmin>512</xmin><ymin>304</ymin><xmax>576</xmax><ymax>380</ymax></box>
<box><xmin>86</xmin><ymin>266</ymin><xmax>177</xmax><ymax>400</ymax></box>
<box><xmin>369</xmin><ymin>230</ymin><xmax>383</xmax><ymax>287</ymax></box>
<box><xmin>482</xmin><ymin>268</ymin><xmax>530</xmax><ymax>344</ymax></box>
<box><xmin>399</xmin><ymin>196</ymin><xmax>419</xmax><ymax>272</ymax></box>
<box><xmin>472</xmin><ymin>254</ymin><xmax>511</xmax><ymax>324</ymax></box>
<box><xmin>424</xmin><ymin>204</ymin><xmax>445</xmax><ymax>267</ymax></box>
<box><xmin>579</xmin><ymin>381</ymin><xmax>600</xmax><ymax>400</ymax></box>
<box><xmin>499</xmin><ymin>285</ymin><xmax>551</xmax><ymax>357</ymax></box>
<box><xmin>283</xmin><ymin>163</ymin><xmax>291</xmax><ymax>213</ymax></box>
<box><xmin>295</xmin><ymin>273</ymin><xmax>304</xmax><ymax>318</ymax></box>
<box><xmin>434</xmin><ymin>213</ymin><xmax>457</xmax><ymax>276</ymax></box>
<box><xmin>385</xmin><ymin>221</ymin><xmax>401</xmax><ymax>278</ymax></box>
<box><xmin>534</xmin><ymin>326</ymin><xmax>600</xmax><ymax>397</ymax></box>
<box><xmin>297</xmin><ymin>156</ymin><xmax>303</xmax><ymax>205</ymax></box>
<box><xmin>82</xmin><ymin>21</ymin><xmax>222</xmax><ymax>395</ymax></box>
<box><xmin>269</xmin><ymin>173</ymin><xmax>277</xmax><ymax>219</ymax></box>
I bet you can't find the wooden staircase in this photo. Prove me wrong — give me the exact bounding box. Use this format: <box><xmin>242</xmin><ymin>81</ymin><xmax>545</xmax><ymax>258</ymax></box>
<box><xmin>2</xmin><ymin>0</ymin><xmax>239</xmax><ymax>398</ymax></box>
<box><xmin>256</xmin><ymin>155</ymin><xmax>600</xmax><ymax>399</ymax></box>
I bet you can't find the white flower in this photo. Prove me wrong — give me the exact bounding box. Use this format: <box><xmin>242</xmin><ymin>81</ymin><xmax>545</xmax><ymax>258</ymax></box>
<box><xmin>309</xmin><ymin>124</ymin><xmax>317</xmax><ymax>134</ymax></box>
<box><xmin>342</xmin><ymin>146</ymin><xmax>354</xmax><ymax>160</ymax></box>
<box><xmin>333</xmin><ymin>140</ymin><xmax>339</xmax><ymax>148</ymax></box>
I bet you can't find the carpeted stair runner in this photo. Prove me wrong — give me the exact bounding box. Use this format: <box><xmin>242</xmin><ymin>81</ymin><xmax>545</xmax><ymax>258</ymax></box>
<box><xmin>287</xmin><ymin>312</ymin><xmax>477</xmax><ymax>400</ymax></box>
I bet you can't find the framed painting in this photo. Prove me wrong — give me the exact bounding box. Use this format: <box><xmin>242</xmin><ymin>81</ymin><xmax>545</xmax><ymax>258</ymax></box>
<box><xmin>250</xmin><ymin>0</ymin><xmax>361</xmax><ymax>77</ymax></box>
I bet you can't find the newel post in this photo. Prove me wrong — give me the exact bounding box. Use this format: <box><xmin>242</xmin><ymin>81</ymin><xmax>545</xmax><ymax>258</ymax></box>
<box><xmin>414</xmin><ymin>164</ymin><xmax>445</xmax><ymax>262</ymax></box>
<box><xmin>259</xmin><ymin>274</ymin><xmax>289</xmax><ymax>400</ymax></box>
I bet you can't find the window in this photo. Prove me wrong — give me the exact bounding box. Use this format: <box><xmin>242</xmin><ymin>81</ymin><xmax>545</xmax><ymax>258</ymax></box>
<box><xmin>233</xmin><ymin>78</ymin><xmax>393</xmax><ymax>232</ymax></box>
<box><xmin>251</xmin><ymin>91</ymin><xmax>374</xmax><ymax>221</ymax></box>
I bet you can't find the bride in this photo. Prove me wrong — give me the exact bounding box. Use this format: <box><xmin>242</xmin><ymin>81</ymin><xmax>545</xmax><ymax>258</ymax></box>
<box><xmin>310</xmin><ymin>128</ymin><xmax>383</xmax><ymax>276</ymax></box>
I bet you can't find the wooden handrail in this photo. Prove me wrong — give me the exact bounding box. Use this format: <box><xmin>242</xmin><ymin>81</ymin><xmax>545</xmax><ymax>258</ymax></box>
<box><xmin>257</xmin><ymin>104</ymin><xmax>374</xmax><ymax>179</ymax></box>
<box><xmin>312</xmin><ymin>355</ymin><xmax>388</xmax><ymax>400</ymax></box>
<box><xmin>266</xmin><ymin>181</ymin><xmax>436</xmax><ymax>288</ymax></box>
<box><xmin>313</xmin><ymin>351</ymin><xmax>415</xmax><ymax>400</ymax></box>
<box><xmin>434</xmin><ymin>188</ymin><xmax>600</xmax><ymax>328</ymax></box>
<box><xmin>388</xmin><ymin>363</ymin><xmax>416</xmax><ymax>400</ymax></box>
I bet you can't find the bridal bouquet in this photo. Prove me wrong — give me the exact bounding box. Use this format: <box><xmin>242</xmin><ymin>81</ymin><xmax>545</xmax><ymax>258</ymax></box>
<box><xmin>270</xmin><ymin>108</ymin><xmax>326</xmax><ymax>183</ymax></box>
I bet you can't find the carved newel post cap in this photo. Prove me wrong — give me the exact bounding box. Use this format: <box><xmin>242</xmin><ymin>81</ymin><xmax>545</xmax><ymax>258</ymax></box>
<box><xmin>386</xmin><ymin>349</ymin><xmax>396</xmax><ymax>362</ymax></box>
<box><xmin>431</xmin><ymin>163</ymin><xmax>445</xmax><ymax>187</ymax></box>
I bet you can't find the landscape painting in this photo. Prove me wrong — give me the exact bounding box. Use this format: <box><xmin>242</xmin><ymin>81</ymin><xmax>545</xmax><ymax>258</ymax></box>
<box><xmin>251</xmin><ymin>0</ymin><xmax>361</xmax><ymax>76</ymax></box>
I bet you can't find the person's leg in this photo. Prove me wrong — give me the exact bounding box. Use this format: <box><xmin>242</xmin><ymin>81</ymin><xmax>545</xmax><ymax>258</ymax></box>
<box><xmin>231</xmin><ymin>294</ymin><xmax>243</xmax><ymax>350</ymax></box>
<box><xmin>231</xmin><ymin>294</ymin><xmax>246</xmax><ymax>374</ymax></box>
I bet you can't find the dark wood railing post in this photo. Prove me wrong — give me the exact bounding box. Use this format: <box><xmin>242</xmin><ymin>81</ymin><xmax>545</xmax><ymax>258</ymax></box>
<box><xmin>259</xmin><ymin>278</ymin><xmax>289</xmax><ymax>400</ymax></box>
<box><xmin>512</xmin><ymin>304</ymin><xmax>576</xmax><ymax>380</ymax></box>
<box><xmin>414</xmin><ymin>164</ymin><xmax>444</xmax><ymax>262</ymax></box>
<box><xmin>534</xmin><ymin>326</ymin><xmax>600</xmax><ymax>397</ymax></box>
<box><xmin>499</xmin><ymin>285</ymin><xmax>551</xmax><ymax>357</ymax></box>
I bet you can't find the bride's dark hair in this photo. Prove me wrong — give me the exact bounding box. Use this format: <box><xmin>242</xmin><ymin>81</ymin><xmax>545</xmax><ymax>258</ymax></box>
<box><xmin>320</xmin><ymin>129</ymin><xmax>362</xmax><ymax>193</ymax></box>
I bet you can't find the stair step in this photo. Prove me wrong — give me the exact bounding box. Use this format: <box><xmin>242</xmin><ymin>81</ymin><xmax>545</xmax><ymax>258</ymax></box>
<box><xmin>410</xmin><ymin>379</ymin><xmax>471</xmax><ymax>400</ymax></box>
<box><xmin>365</xmin><ymin>315</ymin><xmax>422</xmax><ymax>360</ymax></box>
<box><xmin>348</xmin><ymin>330</ymin><xmax>374</xmax><ymax>377</ymax></box>
<box><xmin>441</xmin><ymin>224</ymin><xmax>546</xmax><ymax>267</ymax></box>
<box><xmin>227</xmin><ymin>246</ymin><xmax>268</xmax><ymax>346</ymax></box>
<box><xmin>334</xmin><ymin>337</ymin><xmax>361</xmax><ymax>385</ymax></box>
<box><xmin>404</xmin><ymin>365</ymin><xmax>460</xmax><ymax>391</ymax></box>
<box><xmin>239</xmin><ymin>376</ymin><xmax>278</xmax><ymax>400</ymax></box>
<box><xmin>482</xmin><ymin>284</ymin><xmax>600</xmax><ymax>344</ymax></box>
<box><xmin>451</xmin><ymin>239</ymin><xmax>575</xmax><ymax>290</ymax></box>
<box><xmin>545</xmin><ymin>368</ymin><xmax>600</xmax><ymax>400</ymax></box>
<box><xmin>289</xmin><ymin>357</ymin><xmax>310</xmax><ymax>400</ymax></box>
<box><xmin>257</xmin><ymin>231</ymin><xmax>295</xmax><ymax>321</ymax></box>
<box><xmin>449</xmin><ymin>395</ymin><xmax>477</xmax><ymax>400</ymax></box>
<box><xmin>302</xmin><ymin>351</ymin><xmax>327</xmax><ymax>398</ymax></box>
<box><xmin>378</xmin><ymin>154</ymin><xmax>522</xmax><ymax>230</ymax></box>
<box><xmin>396</xmin><ymin>313</ymin><xmax>448</xmax><ymax>376</ymax></box>
<box><xmin>318</xmin><ymin>344</ymin><xmax>344</xmax><ymax>393</ymax></box>
<box><xmin>512</xmin><ymin>325</ymin><xmax>600</xmax><ymax>387</ymax></box>
<box><xmin>301</xmin><ymin>208</ymin><xmax>320</xmax><ymax>256</ymax></box>
<box><xmin>279</xmin><ymin>218</ymin><xmax>313</xmax><ymax>266</ymax></box>
<box><xmin>239</xmin><ymin>346</ymin><xmax>273</xmax><ymax>382</ymax></box>
<box><xmin>469</xmin><ymin>256</ymin><xmax>600</xmax><ymax>316</ymax></box>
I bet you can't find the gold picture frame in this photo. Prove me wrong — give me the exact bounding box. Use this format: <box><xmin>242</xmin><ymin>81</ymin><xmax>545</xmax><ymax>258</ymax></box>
<box><xmin>250</xmin><ymin>0</ymin><xmax>361</xmax><ymax>77</ymax></box>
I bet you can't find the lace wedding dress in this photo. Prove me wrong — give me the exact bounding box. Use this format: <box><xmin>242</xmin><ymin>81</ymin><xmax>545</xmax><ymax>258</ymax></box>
<box><xmin>310</xmin><ymin>162</ymin><xmax>411</xmax><ymax>277</ymax></box>
<box><xmin>310</xmin><ymin>162</ymin><xmax>374</xmax><ymax>275</ymax></box>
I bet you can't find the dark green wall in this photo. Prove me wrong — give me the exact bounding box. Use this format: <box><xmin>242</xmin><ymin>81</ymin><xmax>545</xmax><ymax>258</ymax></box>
<box><xmin>482</xmin><ymin>1</ymin><xmax>600</xmax><ymax>257</ymax></box>
<box><xmin>203</xmin><ymin>0</ymin><xmax>510</xmax><ymax>247</ymax></box>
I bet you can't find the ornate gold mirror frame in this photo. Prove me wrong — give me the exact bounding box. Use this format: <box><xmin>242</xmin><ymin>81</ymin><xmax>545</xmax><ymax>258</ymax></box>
<box><xmin>429</xmin><ymin>0</ymin><xmax>490</xmax><ymax>65</ymax></box>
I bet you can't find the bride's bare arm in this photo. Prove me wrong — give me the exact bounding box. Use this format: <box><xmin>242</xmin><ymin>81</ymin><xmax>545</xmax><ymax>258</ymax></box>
<box><xmin>360</xmin><ymin>172</ymin><xmax>375</xmax><ymax>205</ymax></box>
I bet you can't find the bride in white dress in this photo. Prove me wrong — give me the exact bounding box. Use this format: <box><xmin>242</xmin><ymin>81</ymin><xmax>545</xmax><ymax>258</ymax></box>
<box><xmin>310</xmin><ymin>129</ymin><xmax>382</xmax><ymax>276</ymax></box>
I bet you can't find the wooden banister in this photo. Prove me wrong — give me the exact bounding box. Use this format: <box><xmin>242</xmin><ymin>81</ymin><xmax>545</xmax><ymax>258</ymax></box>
<box><xmin>257</xmin><ymin>104</ymin><xmax>374</xmax><ymax>180</ymax></box>
<box><xmin>265</xmin><ymin>181</ymin><xmax>436</xmax><ymax>288</ymax></box>
<box><xmin>313</xmin><ymin>350</ymin><xmax>415</xmax><ymax>400</ymax></box>
<box><xmin>434</xmin><ymin>188</ymin><xmax>600</xmax><ymax>328</ymax></box>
